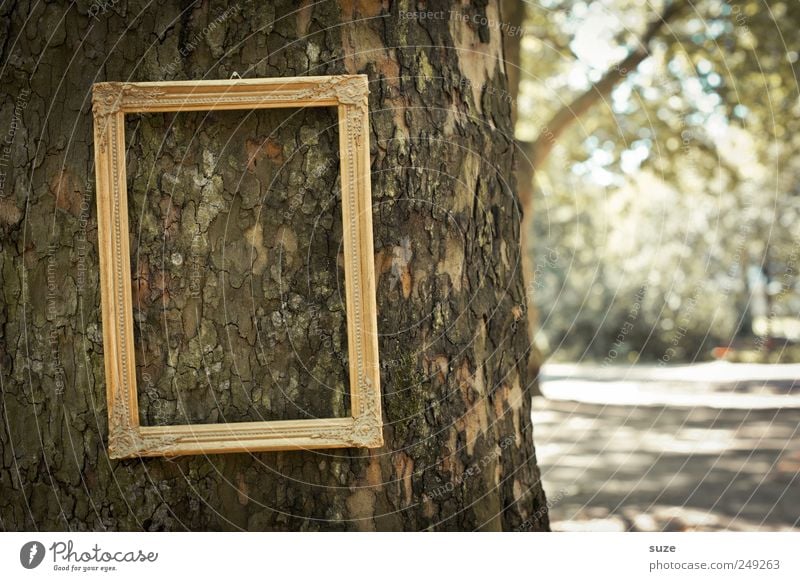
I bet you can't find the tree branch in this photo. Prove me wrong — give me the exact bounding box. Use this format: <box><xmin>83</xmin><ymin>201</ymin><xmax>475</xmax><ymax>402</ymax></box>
<box><xmin>521</xmin><ymin>0</ymin><xmax>688</xmax><ymax>173</ymax></box>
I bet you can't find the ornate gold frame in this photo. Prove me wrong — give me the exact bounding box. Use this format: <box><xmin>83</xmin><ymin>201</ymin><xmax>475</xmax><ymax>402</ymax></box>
<box><xmin>92</xmin><ymin>76</ymin><xmax>382</xmax><ymax>458</ymax></box>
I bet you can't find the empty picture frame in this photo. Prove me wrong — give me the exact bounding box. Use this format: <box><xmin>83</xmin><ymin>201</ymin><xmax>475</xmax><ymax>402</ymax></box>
<box><xmin>92</xmin><ymin>75</ymin><xmax>383</xmax><ymax>458</ymax></box>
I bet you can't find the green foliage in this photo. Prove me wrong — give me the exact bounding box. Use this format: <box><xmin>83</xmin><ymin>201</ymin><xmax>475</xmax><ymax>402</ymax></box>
<box><xmin>521</xmin><ymin>0</ymin><xmax>800</xmax><ymax>361</ymax></box>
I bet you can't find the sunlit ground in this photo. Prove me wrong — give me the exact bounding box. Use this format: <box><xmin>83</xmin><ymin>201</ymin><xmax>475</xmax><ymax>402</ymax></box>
<box><xmin>533</xmin><ymin>362</ymin><xmax>800</xmax><ymax>531</ymax></box>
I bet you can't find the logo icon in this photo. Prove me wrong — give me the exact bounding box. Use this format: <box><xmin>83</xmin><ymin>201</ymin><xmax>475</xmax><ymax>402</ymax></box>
<box><xmin>20</xmin><ymin>541</ymin><xmax>45</xmax><ymax>569</ymax></box>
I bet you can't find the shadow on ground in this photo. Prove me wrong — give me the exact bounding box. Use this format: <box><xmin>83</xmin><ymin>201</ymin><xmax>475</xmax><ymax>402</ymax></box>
<box><xmin>533</xmin><ymin>363</ymin><xmax>800</xmax><ymax>531</ymax></box>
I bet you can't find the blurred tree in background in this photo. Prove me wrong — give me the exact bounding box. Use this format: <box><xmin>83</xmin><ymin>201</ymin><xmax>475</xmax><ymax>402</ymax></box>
<box><xmin>516</xmin><ymin>0</ymin><xmax>800</xmax><ymax>362</ymax></box>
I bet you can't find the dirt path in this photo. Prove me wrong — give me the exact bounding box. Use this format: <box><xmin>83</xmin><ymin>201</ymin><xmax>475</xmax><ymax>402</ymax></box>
<box><xmin>533</xmin><ymin>362</ymin><xmax>800</xmax><ymax>531</ymax></box>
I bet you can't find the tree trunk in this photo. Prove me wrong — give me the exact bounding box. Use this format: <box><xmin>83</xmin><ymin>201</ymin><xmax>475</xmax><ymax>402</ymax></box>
<box><xmin>0</xmin><ymin>0</ymin><xmax>549</xmax><ymax>531</ymax></box>
<box><xmin>513</xmin><ymin>1</ymin><xmax>688</xmax><ymax>391</ymax></box>
<box><xmin>500</xmin><ymin>0</ymin><xmax>544</xmax><ymax>398</ymax></box>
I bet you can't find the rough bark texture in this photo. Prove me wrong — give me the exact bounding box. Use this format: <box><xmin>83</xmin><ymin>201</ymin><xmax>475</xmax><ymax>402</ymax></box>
<box><xmin>127</xmin><ymin>107</ymin><xmax>348</xmax><ymax>425</ymax></box>
<box><xmin>0</xmin><ymin>0</ymin><xmax>549</xmax><ymax>531</ymax></box>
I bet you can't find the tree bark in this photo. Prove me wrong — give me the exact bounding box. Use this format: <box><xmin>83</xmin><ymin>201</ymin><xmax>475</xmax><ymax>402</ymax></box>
<box><xmin>0</xmin><ymin>0</ymin><xmax>548</xmax><ymax>531</ymax></box>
